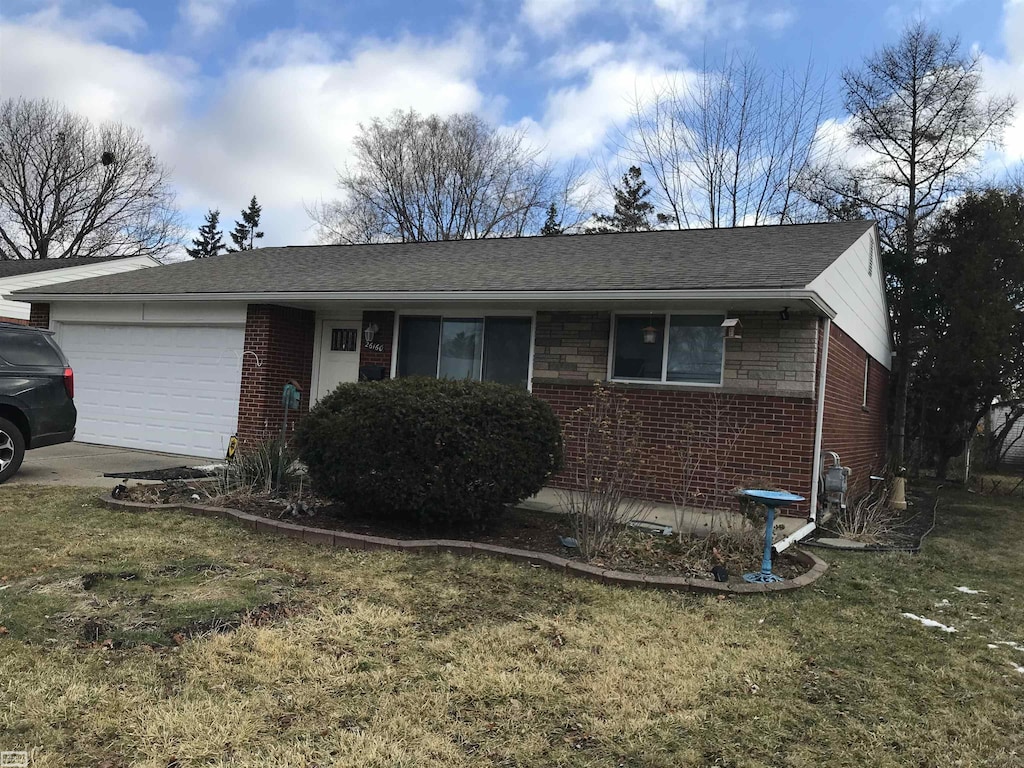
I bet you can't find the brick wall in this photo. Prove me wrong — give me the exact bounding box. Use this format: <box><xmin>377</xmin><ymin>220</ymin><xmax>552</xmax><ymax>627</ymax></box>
<box><xmin>28</xmin><ymin>303</ymin><xmax>50</xmax><ymax>329</ymax></box>
<box><xmin>237</xmin><ymin>304</ymin><xmax>316</xmax><ymax>445</ymax></box>
<box><xmin>0</xmin><ymin>317</ymin><xmax>29</xmax><ymax>325</ymax></box>
<box><xmin>534</xmin><ymin>381</ymin><xmax>817</xmax><ymax>515</ymax></box>
<box><xmin>820</xmin><ymin>324</ymin><xmax>890</xmax><ymax>497</ymax></box>
<box><xmin>359</xmin><ymin>310</ymin><xmax>395</xmax><ymax>373</ymax></box>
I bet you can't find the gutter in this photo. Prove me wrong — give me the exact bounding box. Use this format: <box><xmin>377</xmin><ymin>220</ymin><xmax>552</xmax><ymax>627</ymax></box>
<box><xmin>7</xmin><ymin>287</ymin><xmax>838</xmax><ymax>317</ymax></box>
<box><xmin>774</xmin><ymin>315</ymin><xmax>831</xmax><ymax>556</ymax></box>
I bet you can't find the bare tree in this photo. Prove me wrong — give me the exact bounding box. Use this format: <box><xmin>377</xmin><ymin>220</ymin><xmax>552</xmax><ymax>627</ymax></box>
<box><xmin>308</xmin><ymin>110</ymin><xmax>590</xmax><ymax>243</ymax></box>
<box><xmin>619</xmin><ymin>52</ymin><xmax>828</xmax><ymax>229</ymax></box>
<box><xmin>0</xmin><ymin>98</ymin><xmax>180</xmax><ymax>260</ymax></box>
<box><xmin>800</xmin><ymin>23</ymin><xmax>1015</xmax><ymax>466</ymax></box>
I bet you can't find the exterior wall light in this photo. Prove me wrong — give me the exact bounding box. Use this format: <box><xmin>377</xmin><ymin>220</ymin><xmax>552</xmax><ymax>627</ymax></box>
<box><xmin>363</xmin><ymin>322</ymin><xmax>379</xmax><ymax>345</ymax></box>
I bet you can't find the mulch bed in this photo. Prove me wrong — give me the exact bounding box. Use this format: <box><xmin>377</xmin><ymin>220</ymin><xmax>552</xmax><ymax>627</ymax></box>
<box><xmin>120</xmin><ymin>483</ymin><xmax>812</xmax><ymax>582</ymax></box>
<box><xmin>105</xmin><ymin>467</ymin><xmax>216</xmax><ymax>481</ymax></box>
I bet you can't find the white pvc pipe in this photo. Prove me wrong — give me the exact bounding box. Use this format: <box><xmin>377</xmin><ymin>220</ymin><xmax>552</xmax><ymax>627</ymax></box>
<box><xmin>774</xmin><ymin>316</ymin><xmax>830</xmax><ymax>555</ymax></box>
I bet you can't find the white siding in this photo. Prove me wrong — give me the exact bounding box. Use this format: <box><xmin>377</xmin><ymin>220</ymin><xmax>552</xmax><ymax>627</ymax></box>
<box><xmin>50</xmin><ymin>301</ymin><xmax>247</xmax><ymax>327</ymax></box>
<box><xmin>991</xmin><ymin>404</ymin><xmax>1024</xmax><ymax>469</ymax></box>
<box><xmin>0</xmin><ymin>256</ymin><xmax>159</xmax><ymax>320</ymax></box>
<box><xmin>806</xmin><ymin>228</ymin><xmax>893</xmax><ymax>368</ymax></box>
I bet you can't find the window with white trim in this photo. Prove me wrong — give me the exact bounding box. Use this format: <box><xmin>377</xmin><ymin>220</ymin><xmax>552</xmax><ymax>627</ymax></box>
<box><xmin>611</xmin><ymin>313</ymin><xmax>725</xmax><ymax>385</ymax></box>
<box><xmin>396</xmin><ymin>315</ymin><xmax>532</xmax><ymax>389</ymax></box>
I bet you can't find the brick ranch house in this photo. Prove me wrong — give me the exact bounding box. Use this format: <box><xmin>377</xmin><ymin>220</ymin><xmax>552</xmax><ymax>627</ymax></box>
<box><xmin>12</xmin><ymin>221</ymin><xmax>890</xmax><ymax>523</ymax></box>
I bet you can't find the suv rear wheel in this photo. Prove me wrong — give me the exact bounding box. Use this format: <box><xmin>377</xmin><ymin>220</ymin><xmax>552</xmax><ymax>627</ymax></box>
<box><xmin>0</xmin><ymin>416</ymin><xmax>26</xmax><ymax>484</ymax></box>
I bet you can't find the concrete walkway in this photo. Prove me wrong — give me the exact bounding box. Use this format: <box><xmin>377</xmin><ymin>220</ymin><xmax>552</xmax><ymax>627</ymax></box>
<box><xmin>521</xmin><ymin>487</ymin><xmax>805</xmax><ymax>537</ymax></box>
<box><xmin>8</xmin><ymin>442</ymin><xmax>213</xmax><ymax>488</ymax></box>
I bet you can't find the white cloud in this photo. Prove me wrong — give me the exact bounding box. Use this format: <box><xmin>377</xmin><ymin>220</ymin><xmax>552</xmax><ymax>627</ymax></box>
<box><xmin>13</xmin><ymin>1</ymin><xmax>147</xmax><ymax>42</ymax></box>
<box><xmin>653</xmin><ymin>0</ymin><xmax>795</xmax><ymax>34</ymax></box>
<box><xmin>520</xmin><ymin>0</ymin><xmax>599</xmax><ymax>37</ymax></box>
<box><xmin>526</xmin><ymin>59</ymin><xmax>690</xmax><ymax>161</ymax></box>
<box><xmin>547</xmin><ymin>41</ymin><xmax>618</xmax><ymax>79</ymax></box>
<box><xmin>1</xmin><ymin>11</ymin><xmax>489</xmax><ymax>247</ymax></box>
<box><xmin>980</xmin><ymin>1</ymin><xmax>1024</xmax><ymax>168</ymax></box>
<box><xmin>179</xmin><ymin>0</ymin><xmax>237</xmax><ymax>37</ymax></box>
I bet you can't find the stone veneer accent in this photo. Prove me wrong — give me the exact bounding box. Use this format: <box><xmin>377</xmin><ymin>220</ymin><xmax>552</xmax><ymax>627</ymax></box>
<box><xmin>723</xmin><ymin>313</ymin><xmax>818</xmax><ymax>398</ymax></box>
<box><xmin>102</xmin><ymin>493</ymin><xmax>829</xmax><ymax>594</ymax></box>
<box><xmin>532</xmin><ymin>311</ymin><xmax>610</xmax><ymax>382</ymax></box>
<box><xmin>533</xmin><ymin>310</ymin><xmax>818</xmax><ymax>398</ymax></box>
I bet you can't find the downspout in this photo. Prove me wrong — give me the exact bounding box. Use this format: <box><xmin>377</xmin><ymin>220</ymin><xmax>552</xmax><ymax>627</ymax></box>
<box><xmin>774</xmin><ymin>316</ymin><xmax>830</xmax><ymax>555</ymax></box>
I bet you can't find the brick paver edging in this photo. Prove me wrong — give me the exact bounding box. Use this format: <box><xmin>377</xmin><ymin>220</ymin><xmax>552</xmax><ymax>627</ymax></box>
<box><xmin>100</xmin><ymin>494</ymin><xmax>829</xmax><ymax>595</ymax></box>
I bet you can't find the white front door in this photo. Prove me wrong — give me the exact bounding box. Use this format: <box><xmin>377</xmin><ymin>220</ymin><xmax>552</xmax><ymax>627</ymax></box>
<box><xmin>315</xmin><ymin>319</ymin><xmax>361</xmax><ymax>401</ymax></box>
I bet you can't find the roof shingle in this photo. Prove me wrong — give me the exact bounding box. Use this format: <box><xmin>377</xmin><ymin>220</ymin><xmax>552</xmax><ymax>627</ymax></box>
<box><xmin>13</xmin><ymin>221</ymin><xmax>873</xmax><ymax>297</ymax></box>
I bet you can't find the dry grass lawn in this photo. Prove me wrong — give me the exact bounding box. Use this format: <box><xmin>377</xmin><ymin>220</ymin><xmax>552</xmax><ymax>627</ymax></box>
<box><xmin>0</xmin><ymin>483</ymin><xmax>1021</xmax><ymax>767</ymax></box>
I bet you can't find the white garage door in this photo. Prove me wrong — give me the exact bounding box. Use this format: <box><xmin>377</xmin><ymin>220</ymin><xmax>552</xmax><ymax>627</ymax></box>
<box><xmin>58</xmin><ymin>323</ymin><xmax>245</xmax><ymax>458</ymax></box>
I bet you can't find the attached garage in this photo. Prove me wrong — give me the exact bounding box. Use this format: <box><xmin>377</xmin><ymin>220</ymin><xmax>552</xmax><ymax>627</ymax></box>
<box><xmin>51</xmin><ymin>303</ymin><xmax>247</xmax><ymax>458</ymax></box>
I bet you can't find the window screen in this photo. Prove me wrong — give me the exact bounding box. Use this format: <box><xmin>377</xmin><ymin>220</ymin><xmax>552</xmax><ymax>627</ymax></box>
<box><xmin>612</xmin><ymin>316</ymin><xmax>665</xmax><ymax>380</ymax></box>
<box><xmin>666</xmin><ymin>315</ymin><xmax>723</xmax><ymax>384</ymax></box>
<box><xmin>397</xmin><ymin>316</ymin><xmax>441</xmax><ymax>377</ymax></box>
<box><xmin>482</xmin><ymin>317</ymin><xmax>532</xmax><ymax>388</ymax></box>
<box><xmin>0</xmin><ymin>331</ymin><xmax>62</xmax><ymax>367</ymax></box>
<box><xmin>439</xmin><ymin>318</ymin><xmax>483</xmax><ymax>381</ymax></box>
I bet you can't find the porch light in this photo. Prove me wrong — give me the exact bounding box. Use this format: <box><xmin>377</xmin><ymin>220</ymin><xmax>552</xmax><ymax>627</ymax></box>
<box><xmin>363</xmin><ymin>322</ymin><xmax>379</xmax><ymax>345</ymax></box>
<box><xmin>721</xmin><ymin>317</ymin><xmax>742</xmax><ymax>339</ymax></box>
<box><xmin>642</xmin><ymin>324</ymin><xmax>659</xmax><ymax>344</ymax></box>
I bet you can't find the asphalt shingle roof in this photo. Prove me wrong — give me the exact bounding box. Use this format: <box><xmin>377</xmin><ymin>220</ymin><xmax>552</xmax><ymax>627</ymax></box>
<box><xmin>0</xmin><ymin>256</ymin><xmax>126</xmax><ymax>280</ymax></box>
<box><xmin>14</xmin><ymin>221</ymin><xmax>874</xmax><ymax>297</ymax></box>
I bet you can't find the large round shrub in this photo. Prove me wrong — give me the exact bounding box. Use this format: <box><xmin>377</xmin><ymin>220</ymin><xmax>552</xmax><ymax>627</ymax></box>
<box><xmin>294</xmin><ymin>377</ymin><xmax>563</xmax><ymax>528</ymax></box>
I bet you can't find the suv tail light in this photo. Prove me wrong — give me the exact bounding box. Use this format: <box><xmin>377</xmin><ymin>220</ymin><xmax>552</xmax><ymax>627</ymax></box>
<box><xmin>63</xmin><ymin>367</ymin><xmax>74</xmax><ymax>399</ymax></box>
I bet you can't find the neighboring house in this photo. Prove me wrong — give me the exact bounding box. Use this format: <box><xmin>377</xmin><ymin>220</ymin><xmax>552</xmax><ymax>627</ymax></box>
<box><xmin>988</xmin><ymin>403</ymin><xmax>1024</xmax><ymax>469</ymax></box>
<box><xmin>10</xmin><ymin>221</ymin><xmax>891</xmax><ymax>516</ymax></box>
<box><xmin>0</xmin><ymin>256</ymin><xmax>160</xmax><ymax>323</ymax></box>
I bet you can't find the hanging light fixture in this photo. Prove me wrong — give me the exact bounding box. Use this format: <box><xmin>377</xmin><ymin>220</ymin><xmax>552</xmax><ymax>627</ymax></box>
<box><xmin>642</xmin><ymin>315</ymin><xmax>658</xmax><ymax>344</ymax></box>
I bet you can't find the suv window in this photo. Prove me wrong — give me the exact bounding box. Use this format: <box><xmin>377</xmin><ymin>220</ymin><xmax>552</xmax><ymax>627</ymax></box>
<box><xmin>0</xmin><ymin>329</ymin><xmax>64</xmax><ymax>367</ymax></box>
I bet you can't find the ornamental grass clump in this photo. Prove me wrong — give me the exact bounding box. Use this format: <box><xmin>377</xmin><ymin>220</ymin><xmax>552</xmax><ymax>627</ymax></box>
<box><xmin>293</xmin><ymin>377</ymin><xmax>562</xmax><ymax>529</ymax></box>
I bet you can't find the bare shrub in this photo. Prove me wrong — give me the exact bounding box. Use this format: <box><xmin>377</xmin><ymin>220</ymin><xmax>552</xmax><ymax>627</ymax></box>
<box><xmin>671</xmin><ymin>395</ymin><xmax>755</xmax><ymax>541</ymax></box>
<box><xmin>557</xmin><ymin>384</ymin><xmax>652</xmax><ymax>559</ymax></box>
<box><xmin>833</xmin><ymin>479</ymin><xmax>899</xmax><ymax>543</ymax></box>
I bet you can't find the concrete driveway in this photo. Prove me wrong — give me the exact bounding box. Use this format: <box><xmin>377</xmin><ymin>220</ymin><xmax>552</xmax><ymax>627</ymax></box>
<box><xmin>7</xmin><ymin>442</ymin><xmax>214</xmax><ymax>488</ymax></box>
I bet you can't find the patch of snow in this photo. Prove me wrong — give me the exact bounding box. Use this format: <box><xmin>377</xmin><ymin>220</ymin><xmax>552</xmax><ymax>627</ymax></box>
<box><xmin>994</xmin><ymin>641</ymin><xmax>1024</xmax><ymax>652</ymax></box>
<box><xmin>988</xmin><ymin>644</ymin><xmax>999</xmax><ymax>649</ymax></box>
<box><xmin>1011</xmin><ymin>663</ymin><xmax>1024</xmax><ymax>674</ymax></box>
<box><xmin>192</xmin><ymin>464</ymin><xmax>225</xmax><ymax>472</ymax></box>
<box><xmin>901</xmin><ymin>613</ymin><xmax>957</xmax><ymax>633</ymax></box>
<box><xmin>935</xmin><ymin>599</ymin><xmax>951</xmax><ymax>607</ymax></box>
<box><xmin>954</xmin><ymin>586</ymin><xmax>985</xmax><ymax>594</ymax></box>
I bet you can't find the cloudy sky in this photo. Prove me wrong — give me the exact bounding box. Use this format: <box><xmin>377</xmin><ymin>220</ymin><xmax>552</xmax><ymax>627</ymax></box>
<box><xmin>1</xmin><ymin>0</ymin><xmax>1022</xmax><ymax>250</ymax></box>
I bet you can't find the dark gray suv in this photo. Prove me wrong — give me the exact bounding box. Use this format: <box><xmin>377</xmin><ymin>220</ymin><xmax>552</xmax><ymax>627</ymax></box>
<box><xmin>0</xmin><ymin>323</ymin><xmax>77</xmax><ymax>483</ymax></box>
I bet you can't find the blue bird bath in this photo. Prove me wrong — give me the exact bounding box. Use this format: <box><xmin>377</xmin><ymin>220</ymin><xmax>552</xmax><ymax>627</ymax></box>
<box><xmin>740</xmin><ymin>489</ymin><xmax>805</xmax><ymax>583</ymax></box>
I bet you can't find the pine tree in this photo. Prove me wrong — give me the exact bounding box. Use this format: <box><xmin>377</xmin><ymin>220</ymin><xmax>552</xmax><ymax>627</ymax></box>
<box><xmin>228</xmin><ymin>195</ymin><xmax>264</xmax><ymax>251</ymax></box>
<box><xmin>592</xmin><ymin>166</ymin><xmax>656</xmax><ymax>232</ymax></box>
<box><xmin>185</xmin><ymin>208</ymin><xmax>225</xmax><ymax>259</ymax></box>
<box><xmin>540</xmin><ymin>202</ymin><xmax>562</xmax><ymax>236</ymax></box>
